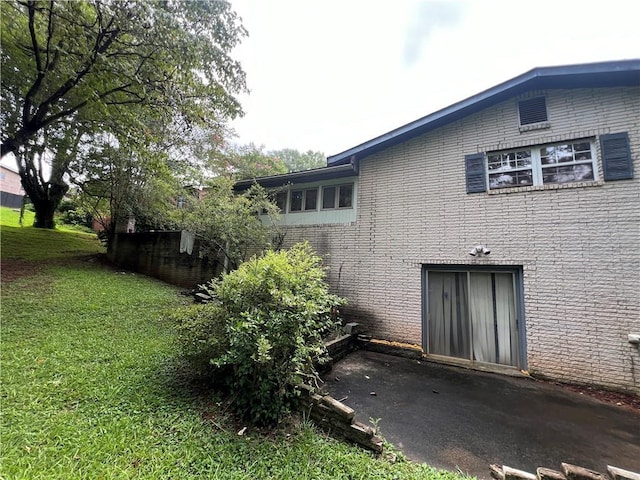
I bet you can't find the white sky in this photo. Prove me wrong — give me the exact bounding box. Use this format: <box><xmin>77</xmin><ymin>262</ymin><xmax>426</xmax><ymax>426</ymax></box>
<box><xmin>228</xmin><ymin>0</ymin><xmax>640</xmax><ymax>157</ymax></box>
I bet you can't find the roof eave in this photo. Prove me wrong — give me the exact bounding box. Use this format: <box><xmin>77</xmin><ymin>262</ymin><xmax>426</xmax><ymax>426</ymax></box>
<box><xmin>327</xmin><ymin>59</ymin><xmax>640</xmax><ymax>166</ymax></box>
<box><xmin>233</xmin><ymin>163</ymin><xmax>357</xmax><ymax>191</ymax></box>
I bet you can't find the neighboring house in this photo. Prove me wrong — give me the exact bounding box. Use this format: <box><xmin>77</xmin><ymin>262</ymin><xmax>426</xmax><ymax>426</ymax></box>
<box><xmin>0</xmin><ymin>164</ymin><xmax>26</xmax><ymax>208</ymax></box>
<box><xmin>235</xmin><ymin>59</ymin><xmax>640</xmax><ymax>394</ymax></box>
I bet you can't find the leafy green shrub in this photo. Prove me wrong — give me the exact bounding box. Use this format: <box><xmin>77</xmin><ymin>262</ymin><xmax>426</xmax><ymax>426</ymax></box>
<box><xmin>56</xmin><ymin>199</ymin><xmax>93</xmax><ymax>228</ymax></box>
<box><xmin>175</xmin><ymin>242</ymin><xmax>346</xmax><ymax>425</ymax></box>
<box><xmin>174</xmin><ymin>304</ymin><xmax>230</xmax><ymax>376</ymax></box>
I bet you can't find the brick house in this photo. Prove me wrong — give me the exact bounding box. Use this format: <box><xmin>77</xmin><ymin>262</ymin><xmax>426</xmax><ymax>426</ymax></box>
<box><xmin>0</xmin><ymin>163</ymin><xmax>26</xmax><ymax>208</ymax></box>
<box><xmin>235</xmin><ymin>59</ymin><xmax>640</xmax><ymax>394</ymax></box>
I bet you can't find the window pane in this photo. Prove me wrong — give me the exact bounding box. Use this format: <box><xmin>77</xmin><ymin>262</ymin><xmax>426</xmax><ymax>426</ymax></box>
<box><xmin>542</xmin><ymin>164</ymin><xmax>594</xmax><ymax>184</ymax></box>
<box><xmin>488</xmin><ymin>151</ymin><xmax>531</xmax><ymax>171</ymax></box>
<box><xmin>338</xmin><ymin>184</ymin><xmax>353</xmax><ymax>208</ymax></box>
<box><xmin>515</xmin><ymin>151</ymin><xmax>531</xmax><ymax>167</ymax></box>
<box><xmin>489</xmin><ymin>170</ymin><xmax>532</xmax><ymax>189</ymax></box>
<box><xmin>304</xmin><ymin>188</ymin><xmax>318</xmax><ymax>211</ymax></box>
<box><xmin>573</xmin><ymin>142</ymin><xmax>591</xmax><ymax>153</ymax></box>
<box><xmin>322</xmin><ymin>186</ymin><xmax>336</xmax><ymax>209</ymax></box>
<box><xmin>556</xmin><ymin>144</ymin><xmax>573</xmax><ymax>162</ymax></box>
<box><xmin>428</xmin><ymin>272</ymin><xmax>470</xmax><ymax>359</ymax></box>
<box><xmin>469</xmin><ymin>272</ymin><xmax>519</xmax><ymax>366</ymax></box>
<box><xmin>290</xmin><ymin>190</ymin><xmax>303</xmax><ymax>211</ymax></box>
<box><xmin>487</xmin><ymin>154</ymin><xmax>504</xmax><ymax>170</ymax></box>
<box><xmin>275</xmin><ymin>191</ymin><xmax>287</xmax><ymax>212</ymax></box>
<box><xmin>575</xmin><ymin>151</ymin><xmax>592</xmax><ymax>161</ymax></box>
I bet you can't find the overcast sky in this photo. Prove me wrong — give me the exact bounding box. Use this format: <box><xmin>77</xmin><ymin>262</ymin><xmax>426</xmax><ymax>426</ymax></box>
<box><xmin>228</xmin><ymin>0</ymin><xmax>640</xmax><ymax>157</ymax></box>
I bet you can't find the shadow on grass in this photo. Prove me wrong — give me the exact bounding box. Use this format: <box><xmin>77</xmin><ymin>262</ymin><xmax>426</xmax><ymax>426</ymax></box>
<box><xmin>152</xmin><ymin>355</ymin><xmax>239</xmax><ymax>429</ymax></box>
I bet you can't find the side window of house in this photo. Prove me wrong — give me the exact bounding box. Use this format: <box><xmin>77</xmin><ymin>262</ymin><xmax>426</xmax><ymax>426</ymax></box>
<box><xmin>275</xmin><ymin>191</ymin><xmax>287</xmax><ymax>212</ymax></box>
<box><xmin>338</xmin><ymin>184</ymin><xmax>353</xmax><ymax>208</ymax></box>
<box><xmin>487</xmin><ymin>140</ymin><xmax>596</xmax><ymax>190</ymax></box>
<box><xmin>466</xmin><ymin>139</ymin><xmax>601</xmax><ymax>192</ymax></box>
<box><xmin>322</xmin><ymin>186</ymin><xmax>336</xmax><ymax>209</ymax></box>
<box><xmin>289</xmin><ymin>188</ymin><xmax>318</xmax><ymax>212</ymax></box>
<box><xmin>304</xmin><ymin>188</ymin><xmax>318</xmax><ymax>211</ymax></box>
<box><xmin>467</xmin><ymin>132</ymin><xmax>632</xmax><ymax>193</ymax></box>
<box><xmin>290</xmin><ymin>190</ymin><xmax>303</xmax><ymax>211</ymax></box>
<box><xmin>322</xmin><ymin>184</ymin><xmax>353</xmax><ymax>209</ymax></box>
<box><xmin>264</xmin><ymin>191</ymin><xmax>287</xmax><ymax>214</ymax></box>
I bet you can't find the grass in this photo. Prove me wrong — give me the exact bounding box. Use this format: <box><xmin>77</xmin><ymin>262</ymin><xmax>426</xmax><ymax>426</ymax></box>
<box><xmin>0</xmin><ymin>205</ymin><xmax>35</xmax><ymax>227</ymax></box>
<box><xmin>1</xmin><ymin>206</ymin><xmax>103</xmax><ymax>261</ymax></box>
<box><xmin>1</xmin><ymin>219</ymin><xmax>473</xmax><ymax>479</ymax></box>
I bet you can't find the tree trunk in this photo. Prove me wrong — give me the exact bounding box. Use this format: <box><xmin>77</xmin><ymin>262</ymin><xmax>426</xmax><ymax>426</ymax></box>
<box><xmin>32</xmin><ymin>199</ymin><xmax>58</xmax><ymax>229</ymax></box>
<box><xmin>22</xmin><ymin>181</ymin><xmax>69</xmax><ymax>229</ymax></box>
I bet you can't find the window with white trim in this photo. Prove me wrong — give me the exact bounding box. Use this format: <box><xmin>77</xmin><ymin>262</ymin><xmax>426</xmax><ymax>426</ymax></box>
<box><xmin>289</xmin><ymin>187</ymin><xmax>318</xmax><ymax>212</ymax></box>
<box><xmin>487</xmin><ymin>139</ymin><xmax>596</xmax><ymax>190</ymax></box>
<box><xmin>321</xmin><ymin>183</ymin><xmax>353</xmax><ymax>210</ymax></box>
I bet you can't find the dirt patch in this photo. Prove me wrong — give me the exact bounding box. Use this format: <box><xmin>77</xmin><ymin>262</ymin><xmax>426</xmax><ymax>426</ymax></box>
<box><xmin>545</xmin><ymin>380</ymin><xmax>640</xmax><ymax>412</ymax></box>
<box><xmin>1</xmin><ymin>254</ymin><xmax>113</xmax><ymax>286</ymax></box>
<box><xmin>0</xmin><ymin>259</ymin><xmax>44</xmax><ymax>284</ymax></box>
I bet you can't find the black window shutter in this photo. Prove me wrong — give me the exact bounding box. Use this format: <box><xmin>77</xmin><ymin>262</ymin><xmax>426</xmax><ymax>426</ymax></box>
<box><xmin>465</xmin><ymin>153</ymin><xmax>486</xmax><ymax>193</ymax></box>
<box><xmin>601</xmin><ymin>132</ymin><xmax>633</xmax><ymax>181</ymax></box>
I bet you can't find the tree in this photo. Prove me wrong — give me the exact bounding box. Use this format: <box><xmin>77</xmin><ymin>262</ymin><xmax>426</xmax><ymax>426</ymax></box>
<box><xmin>179</xmin><ymin>177</ymin><xmax>281</xmax><ymax>272</ymax></box>
<box><xmin>74</xmin><ymin>133</ymin><xmax>182</xmax><ymax>251</ymax></box>
<box><xmin>216</xmin><ymin>143</ymin><xmax>288</xmax><ymax>180</ymax></box>
<box><xmin>270</xmin><ymin>148</ymin><xmax>326</xmax><ymax>172</ymax></box>
<box><xmin>1</xmin><ymin>0</ymin><xmax>247</xmax><ymax>227</ymax></box>
<box><xmin>12</xmin><ymin>121</ymin><xmax>86</xmax><ymax>228</ymax></box>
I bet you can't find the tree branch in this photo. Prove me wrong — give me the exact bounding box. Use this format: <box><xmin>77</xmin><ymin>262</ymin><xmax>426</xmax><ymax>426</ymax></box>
<box><xmin>30</xmin><ymin>10</ymin><xmax>121</xmax><ymax>128</ymax></box>
<box><xmin>27</xmin><ymin>1</ymin><xmax>42</xmax><ymax>73</ymax></box>
<box><xmin>22</xmin><ymin>1</ymin><xmax>46</xmax><ymax>125</ymax></box>
<box><xmin>44</xmin><ymin>0</ymin><xmax>54</xmax><ymax>71</ymax></box>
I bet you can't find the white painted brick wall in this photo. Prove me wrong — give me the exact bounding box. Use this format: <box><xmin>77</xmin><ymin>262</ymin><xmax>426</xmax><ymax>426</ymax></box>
<box><xmin>282</xmin><ymin>86</ymin><xmax>640</xmax><ymax>394</ymax></box>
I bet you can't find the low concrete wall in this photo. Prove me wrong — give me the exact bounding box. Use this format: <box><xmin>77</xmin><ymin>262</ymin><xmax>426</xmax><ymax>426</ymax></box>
<box><xmin>109</xmin><ymin>231</ymin><xmax>222</xmax><ymax>288</ymax></box>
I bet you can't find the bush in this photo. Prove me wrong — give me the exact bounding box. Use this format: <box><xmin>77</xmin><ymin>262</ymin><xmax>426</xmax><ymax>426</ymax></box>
<box><xmin>173</xmin><ymin>304</ymin><xmax>229</xmax><ymax>376</ymax></box>
<box><xmin>56</xmin><ymin>199</ymin><xmax>93</xmax><ymax>228</ymax></box>
<box><xmin>175</xmin><ymin>242</ymin><xmax>346</xmax><ymax>425</ymax></box>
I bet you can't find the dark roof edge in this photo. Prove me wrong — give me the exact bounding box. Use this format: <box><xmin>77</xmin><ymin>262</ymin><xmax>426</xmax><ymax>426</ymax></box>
<box><xmin>327</xmin><ymin>59</ymin><xmax>640</xmax><ymax>166</ymax></box>
<box><xmin>234</xmin><ymin>163</ymin><xmax>357</xmax><ymax>191</ymax></box>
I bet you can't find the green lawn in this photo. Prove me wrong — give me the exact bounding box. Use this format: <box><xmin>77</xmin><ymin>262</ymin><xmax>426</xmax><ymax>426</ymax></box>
<box><xmin>0</xmin><ymin>220</ymin><xmax>472</xmax><ymax>479</ymax></box>
<box><xmin>0</xmin><ymin>205</ymin><xmax>35</xmax><ymax>227</ymax></box>
<box><xmin>1</xmin><ymin>206</ymin><xmax>102</xmax><ymax>261</ymax></box>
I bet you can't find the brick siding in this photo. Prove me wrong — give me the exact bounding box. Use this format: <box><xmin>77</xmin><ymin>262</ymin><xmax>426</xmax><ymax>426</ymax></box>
<box><xmin>281</xmin><ymin>86</ymin><xmax>640</xmax><ymax>394</ymax></box>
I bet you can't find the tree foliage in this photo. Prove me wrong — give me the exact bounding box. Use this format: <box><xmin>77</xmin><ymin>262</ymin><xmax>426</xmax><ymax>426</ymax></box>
<box><xmin>270</xmin><ymin>148</ymin><xmax>326</xmax><ymax>172</ymax></box>
<box><xmin>215</xmin><ymin>143</ymin><xmax>288</xmax><ymax>180</ymax></box>
<box><xmin>175</xmin><ymin>242</ymin><xmax>346</xmax><ymax>425</ymax></box>
<box><xmin>177</xmin><ymin>177</ymin><xmax>281</xmax><ymax>272</ymax></box>
<box><xmin>1</xmin><ymin>0</ymin><xmax>247</xmax><ymax>227</ymax></box>
<box><xmin>199</xmin><ymin>144</ymin><xmax>325</xmax><ymax>180</ymax></box>
<box><xmin>74</xmin><ymin>132</ymin><xmax>181</xmax><ymax>249</ymax></box>
<box><xmin>1</xmin><ymin>0</ymin><xmax>246</xmax><ymax>156</ymax></box>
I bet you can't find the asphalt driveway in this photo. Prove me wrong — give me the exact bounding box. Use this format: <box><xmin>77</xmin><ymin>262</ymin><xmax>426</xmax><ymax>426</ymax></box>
<box><xmin>322</xmin><ymin>350</ymin><xmax>640</xmax><ymax>479</ymax></box>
